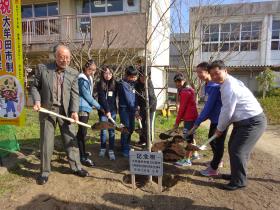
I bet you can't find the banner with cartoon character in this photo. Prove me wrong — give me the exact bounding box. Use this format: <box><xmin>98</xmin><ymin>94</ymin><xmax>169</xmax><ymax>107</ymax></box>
<box><xmin>0</xmin><ymin>0</ymin><xmax>25</xmax><ymax>126</ymax></box>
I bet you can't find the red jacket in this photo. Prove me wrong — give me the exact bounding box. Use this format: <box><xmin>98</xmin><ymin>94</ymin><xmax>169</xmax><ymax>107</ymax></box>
<box><xmin>175</xmin><ymin>87</ymin><xmax>198</xmax><ymax>125</ymax></box>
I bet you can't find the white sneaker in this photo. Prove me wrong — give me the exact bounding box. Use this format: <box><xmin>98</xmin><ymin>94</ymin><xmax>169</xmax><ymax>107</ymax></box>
<box><xmin>99</xmin><ymin>149</ymin><xmax>106</xmax><ymax>157</ymax></box>
<box><xmin>108</xmin><ymin>150</ymin><xmax>116</xmax><ymax>160</ymax></box>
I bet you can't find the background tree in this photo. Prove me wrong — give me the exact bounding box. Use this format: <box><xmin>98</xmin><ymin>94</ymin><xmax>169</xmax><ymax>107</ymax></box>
<box><xmin>256</xmin><ymin>68</ymin><xmax>276</xmax><ymax>99</ymax></box>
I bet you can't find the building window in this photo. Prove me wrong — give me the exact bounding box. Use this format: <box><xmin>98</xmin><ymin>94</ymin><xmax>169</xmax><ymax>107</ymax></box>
<box><xmin>271</xmin><ymin>20</ymin><xmax>280</xmax><ymax>50</ymax></box>
<box><xmin>34</xmin><ymin>4</ymin><xmax>48</xmax><ymax>17</ymax></box>
<box><xmin>202</xmin><ymin>21</ymin><xmax>261</xmax><ymax>52</ymax></box>
<box><xmin>22</xmin><ymin>5</ymin><xmax>33</xmax><ymax>18</ymax></box>
<box><xmin>82</xmin><ymin>0</ymin><xmax>123</xmax><ymax>14</ymax></box>
<box><xmin>21</xmin><ymin>2</ymin><xmax>59</xmax><ymax>36</ymax></box>
<box><xmin>21</xmin><ymin>2</ymin><xmax>59</xmax><ymax>18</ymax></box>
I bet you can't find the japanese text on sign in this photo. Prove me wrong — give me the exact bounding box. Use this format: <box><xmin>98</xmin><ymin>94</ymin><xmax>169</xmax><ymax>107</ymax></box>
<box><xmin>129</xmin><ymin>151</ymin><xmax>163</xmax><ymax>176</ymax></box>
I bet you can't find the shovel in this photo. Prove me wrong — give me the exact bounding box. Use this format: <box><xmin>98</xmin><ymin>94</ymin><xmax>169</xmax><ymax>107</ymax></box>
<box><xmin>107</xmin><ymin>115</ymin><xmax>129</xmax><ymax>134</ymax></box>
<box><xmin>38</xmin><ymin>107</ymin><xmax>124</xmax><ymax>132</ymax></box>
<box><xmin>186</xmin><ymin>135</ymin><xmax>217</xmax><ymax>151</ymax></box>
<box><xmin>134</xmin><ymin>118</ymin><xmax>143</xmax><ymax>134</ymax></box>
<box><xmin>159</xmin><ymin>128</ymin><xmax>180</xmax><ymax>140</ymax></box>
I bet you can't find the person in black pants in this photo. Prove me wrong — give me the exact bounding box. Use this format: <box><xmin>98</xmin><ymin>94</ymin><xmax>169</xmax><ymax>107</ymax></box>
<box><xmin>208</xmin><ymin>60</ymin><xmax>266</xmax><ymax>190</ymax></box>
<box><xmin>77</xmin><ymin>60</ymin><xmax>102</xmax><ymax>167</ymax></box>
<box><xmin>135</xmin><ymin>66</ymin><xmax>157</xmax><ymax>146</ymax></box>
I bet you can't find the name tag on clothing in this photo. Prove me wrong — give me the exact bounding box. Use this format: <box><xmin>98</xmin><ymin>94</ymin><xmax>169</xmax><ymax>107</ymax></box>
<box><xmin>108</xmin><ymin>91</ymin><xmax>113</xmax><ymax>97</ymax></box>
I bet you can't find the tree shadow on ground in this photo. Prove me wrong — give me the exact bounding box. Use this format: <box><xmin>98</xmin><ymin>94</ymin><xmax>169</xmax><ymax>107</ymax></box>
<box><xmin>102</xmin><ymin>192</ymin><xmax>231</xmax><ymax>210</ymax></box>
<box><xmin>15</xmin><ymin>194</ymin><xmax>121</xmax><ymax>210</ymax></box>
<box><xmin>15</xmin><ymin>193</ymin><xmax>232</xmax><ymax>210</ymax></box>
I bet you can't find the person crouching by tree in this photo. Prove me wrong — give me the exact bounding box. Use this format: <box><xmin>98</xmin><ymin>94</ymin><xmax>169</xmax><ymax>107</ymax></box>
<box><xmin>77</xmin><ymin>59</ymin><xmax>102</xmax><ymax>167</ymax></box>
<box><xmin>118</xmin><ymin>66</ymin><xmax>138</xmax><ymax>157</ymax></box>
<box><xmin>135</xmin><ymin>66</ymin><xmax>157</xmax><ymax>146</ymax></box>
<box><xmin>97</xmin><ymin>65</ymin><xmax>118</xmax><ymax>160</ymax></box>
<box><xmin>173</xmin><ymin>73</ymin><xmax>199</xmax><ymax>167</ymax></box>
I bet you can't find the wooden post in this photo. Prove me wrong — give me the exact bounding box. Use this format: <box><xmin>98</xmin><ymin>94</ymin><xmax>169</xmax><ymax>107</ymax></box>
<box><xmin>132</xmin><ymin>174</ymin><xmax>136</xmax><ymax>190</ymax></box>
<box><xmin>158</xmin><ymin>150</ymin><xmax>163</xmax><ymax>192</ymax></box>
<box><xmin>130</xmin><ymin>149</ymin><xmax>136</xmax><ymax>189</ymax></box>
<box><xmin>158</xmin><ymin>176</ymin><xmax>162</xmax><ymax>193</ymax></box>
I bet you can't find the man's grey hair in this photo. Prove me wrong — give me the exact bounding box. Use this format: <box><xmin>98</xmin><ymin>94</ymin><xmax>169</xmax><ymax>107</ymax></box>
<box><xmin>53</xmin><ymin>44</ymin><xmax>71</xmax><ymax>56</ymax></box>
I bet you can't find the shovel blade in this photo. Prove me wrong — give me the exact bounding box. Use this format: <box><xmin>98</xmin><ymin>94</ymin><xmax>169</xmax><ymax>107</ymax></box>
<box><xmin>159</xmin><ymin>133</ymin><xmax>173</xmax><ymax>140</ymax></box>
<box><xmin>91</xmin><ymin>122</ymin><xmax>115</xmax><ymax>130</ymax></box>
<box><xmin>185</xmin><ymin>144</ymin><xmax>201</xmax><ymax>151</ymax></box>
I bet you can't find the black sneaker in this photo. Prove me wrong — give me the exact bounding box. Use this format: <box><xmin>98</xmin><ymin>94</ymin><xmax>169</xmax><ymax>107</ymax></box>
<box><xmin>81</xmin><ymin>158</ymin><xmax>95</xmax><ymax>167</ymax></box>
<box><xmin>223</xmin><ymin>182</ymin><xmax>246</xmax><ymax>191</ymax></box>
<box><xmin>74</xmin><ymin>169</ymin><xmax>89</xmax><ymax>177</ymax></box>
<box><xmin>36</xmin><ymin>175</ymin><xmax>48</xmax><ymax>185</ymax></box>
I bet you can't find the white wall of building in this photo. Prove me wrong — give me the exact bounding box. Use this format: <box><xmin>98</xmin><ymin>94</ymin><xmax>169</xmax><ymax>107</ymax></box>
<box><xmin>150</xmin><ymin>0</ymin><xmax>170</xmax><ymax>109</ymax></box>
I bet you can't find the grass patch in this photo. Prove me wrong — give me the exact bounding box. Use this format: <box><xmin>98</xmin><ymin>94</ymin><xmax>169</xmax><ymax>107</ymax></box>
<box><xmin>258</xmin><ymin>97</ymin><xmax>280</xmax><ymax>124</ymax></box>
<box><xmin>0</xmin><ymin>173</ymin><xmax>23</xmax><ymax>197</ymax></box>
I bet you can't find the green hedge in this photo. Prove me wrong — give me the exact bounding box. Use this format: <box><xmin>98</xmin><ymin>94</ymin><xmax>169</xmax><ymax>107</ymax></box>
<box><xmin>258</xmin><ymin>97</ymin><xmax>280</xmax><ymax>124</ymax></box>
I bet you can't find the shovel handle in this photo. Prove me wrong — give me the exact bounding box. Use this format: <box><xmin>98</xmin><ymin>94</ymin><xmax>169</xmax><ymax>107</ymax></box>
<box><xmin>138</xmin><ymin>118</ymin><xmax>142</xmax><ymax>129</ymax></box>
<box><xmin>107</xmin><ymin>116</ymin><xmax>117</xmax><ymax>126</ymax></box>
<box><xmin>38</xmin><ymin>107</ymin><xmax>91</xmax><ymax>128</ymax></box>
<box><xmin>199</xmin><ymin>135</ymin><xmax>217</xmax><ymax>148</ymax></box>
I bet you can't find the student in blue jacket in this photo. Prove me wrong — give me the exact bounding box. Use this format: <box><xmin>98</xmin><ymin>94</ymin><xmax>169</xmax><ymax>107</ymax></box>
<box><xmin>118</xmin><ymin>66</ymin><xmax>138</xmax><ymax>157</ymax></box>
<box><xmin>77</xmin><ymin>59</ymin><xmax>102</xmax><ymax>167</ymax></box>
<box><xmin>97</xmin><ymin>65</ymin><xmax>118</xmax><ymax>160</ymax></box>
<box><xmin>188</xmin><ymin>62</ymin><xmax>228</xmax><ymax>176</ymax></box>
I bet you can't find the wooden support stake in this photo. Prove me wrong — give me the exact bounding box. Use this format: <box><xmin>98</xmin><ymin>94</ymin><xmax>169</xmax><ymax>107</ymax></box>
<box><xmin>158</xmin><ymin>150</ymin><xmax>163</xmax><ymax>192</ymax></box>
<box><xmin>130</xmin><ymin>149</ymin><xmax>136</xmax><ymax>189</ymax></box>
<box><xmin>132</xmin><ymin>174</ymin><xmax>136</xmax><ymax>190</ymax></box>
<box><xmin>158</xmin><ymin>176</ymin><xmax>162</xmax><ymax>193</ymax></box>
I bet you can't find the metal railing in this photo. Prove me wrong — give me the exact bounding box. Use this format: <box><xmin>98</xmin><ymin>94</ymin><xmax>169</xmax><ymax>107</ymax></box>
<box><xmin>22</xmin><ymin>15</ymin><xmax>93</xmax><ymax>45</ymax></box>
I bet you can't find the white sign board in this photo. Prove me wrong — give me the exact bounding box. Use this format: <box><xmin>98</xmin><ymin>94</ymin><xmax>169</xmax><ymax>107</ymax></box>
<box><xmin>129</xmin><ymin>151</ymin><xmax>163</xmax><ymax>176</ymax></box>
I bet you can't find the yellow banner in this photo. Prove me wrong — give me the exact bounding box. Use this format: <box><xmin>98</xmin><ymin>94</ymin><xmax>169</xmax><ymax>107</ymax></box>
<box><xmin>0</xmin><ymin>0</ymin><xmax>25</xmax><ymax>126</ymax></box>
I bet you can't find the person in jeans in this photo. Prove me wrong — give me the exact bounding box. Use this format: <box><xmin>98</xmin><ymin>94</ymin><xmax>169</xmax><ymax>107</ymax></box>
<box><xmin>188</xmin><ymin>62</ymin><xmax>228</xmax><ymax>176</ymax></box>
<box><xmin>173</xmin><ymin>73</ymin><xmax>199</xmax><ymax>167</ymax></box>
<box><xmin>135</xmin><ymin>66</ymin><xmax>157</xmax><ymax>146</ymax></box>
<box><xmin>208</xmin><ymin>60</ymin><xmax>267</xmax><ymax>190</ymax></box>
<box><xmin>97</xmin><ymin>65</ymin><xmax>117</xmax><ymax>160</ymax></box>
<box><xmin>118</xmin><ymin>66</ymin><xmax>138</xmax><ymax>157</ymax></box>
<box><xmin>77</xmin><ymin>59</ymin><xmax>102</xmax><ymax>167</ymax></box>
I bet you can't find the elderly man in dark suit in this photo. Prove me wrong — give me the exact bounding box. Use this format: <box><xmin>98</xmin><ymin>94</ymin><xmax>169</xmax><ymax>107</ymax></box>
<box><xmin>31</xmin><ymin>44</ymin><xmax>89</xmax><ymax>185</ymax></box>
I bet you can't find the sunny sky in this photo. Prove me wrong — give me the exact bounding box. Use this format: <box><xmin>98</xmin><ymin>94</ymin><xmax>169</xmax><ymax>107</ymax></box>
<box><xmin>171</xmin><ymin>0</ymin><xmax>276</xmax><ymax>33</ymax></box>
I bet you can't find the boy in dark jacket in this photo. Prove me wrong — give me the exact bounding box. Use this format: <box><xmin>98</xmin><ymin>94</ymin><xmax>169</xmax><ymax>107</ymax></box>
<box><xmin>135</xmin><ymin>66</ymin><xmax>157</xmax><ymax>146</ymax></box>
<box><xmin>118</xmin><ymin>66</ymin><xmax>138</xmax><ymax>157</ymax></box>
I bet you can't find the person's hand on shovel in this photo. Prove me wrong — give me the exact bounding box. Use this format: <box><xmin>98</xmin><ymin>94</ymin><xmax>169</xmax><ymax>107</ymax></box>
<box><xmin>33</xmin><ymin>101</ymin><xmax>41</xmax><ymax>111</ymax></box>
<box><xmin>214</xmin><ymin>129</ymin><xmax>223</xmax><ymax>138</ymax></box>
<box><xmin>106</xmin><ymin>112</ymin><xmax>112</xmax><ymax>119</ymax></box>
<box><xmin>187</xmin><ymin>125</ymin><xmax>198</xmax><ymax>136</ymax></box>
<box><xmin>135</xmin><ymin>110</ymin><xmax>142</xmax><ymax>120</ymax></box>
<box><xmin>71</xmin><ymin>112</ymin><xmax>79</xmax><ymax>123</ymax></box>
